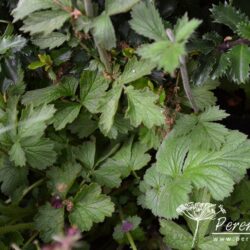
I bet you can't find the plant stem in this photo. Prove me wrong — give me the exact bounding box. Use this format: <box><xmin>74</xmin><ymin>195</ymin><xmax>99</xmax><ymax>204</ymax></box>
<box><xmin>126</xmin><ymin>231</ymin><xmax>138</xmax><ymax>250</ymax></box>
<box><xmin>179</xmin><ymin>55</ymin><xmax>199</xmax><ymax>113</ymax></box>
<box><xmin>83</xmin><ymin>0</ymin><xmax>112</xmax><ymax>73</ymax></box>
<box><xmin>0</xmin><ymin>223</ymin><xmax>34</xmax><ymax>235</ymax></box>
<box><xmin>166</xmin><ymin>28</ymin><xmax>198</xmax><ymax>113</ymax></box>
<box><xmin>23</xmin><ymin>231</ymin><xmax>39</xmax><ymax>249</ymax></box>
<box><xmin>21</xmin><ymin>178</ymin><xmax>45</xmax><ymax>200</ymax></box>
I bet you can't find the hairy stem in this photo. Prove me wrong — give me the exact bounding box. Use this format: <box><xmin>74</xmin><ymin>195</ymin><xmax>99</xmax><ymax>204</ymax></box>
<box><xmin>166</xmin><ymin>28</ymin><xmax>198</xmax><ymax>113</ymax></box>
<box><xmin>126</xmin><ymin>231</ymin><xmax>138</xmax><ymax>250</ymax></box>
<box><xmin>83</xmin><ymin>0</ymin><xmax>112</xmax><ymax>73</ymax></box>
<box><xmin>179</xmin><ymin>55</ymin><xmax>199</xmax><ymax>113</ymax></box>
<box><xmin>0</xmin><ymin>223</ymin><xmax>34</xmax><ymax>235</ymax></box>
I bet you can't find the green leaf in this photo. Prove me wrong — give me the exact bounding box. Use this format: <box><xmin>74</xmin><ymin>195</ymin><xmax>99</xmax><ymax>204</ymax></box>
<box><xmin>69</xmin><ymin>183</ymin><xmax>114</xmax><ymax>231</ymax></box>
<box><xmin>116</xmin><ymin>57</ymin><xmax>155</xmax><ymax>85</ymax></box>
<box><xmin>139</xmin><ymin>126</ymin><xmax>161</xmax><ymax>150</ymax></box>
<box><xmin>160</xmin><ymin>220</ymin><xmax>193</xmax><ymax>250</ymax></box>
<box><xmin>58</xmin><ymin>76</ymin><xmax>79</xmax><ymax>97</ymax></box>
<box><xmin>98</xmin><ymin>85</ymin><xmax>123</xmax><ymax>135</ymax></box>
<box><xmin>18</xmin><ymin>104</ymin><xmax>56</xmax><ymax>138</ymax></box>
<box><xmin>174</xmin><ymin>106</ymin><xmax>229</xmax><ymax>150</ymax></box>
<box><xmin>21</xmin><ymin>10</ymin><xmax>70</xmax><ymax>35</ymax></box>
<box><xmin>28</xmin><ymin>61</ymin><xmax>45</xmax><ymax>70</ymax></box>
<box><xmin>0</xmin><ymin>158</ymin><xmax>28</xmax><ymax>196</ymax></box>
<box><xmin>154</xmin><ymin>130</ymin><xmax>250</xmax><ymax>208</ymax></box>
<box><xmin>198</xmin><ymin>236</ymin><xmax>238</xmax><ymax>250</ymax></box>
<box><xmin>227</xmin><ymin>44</ymin><xmax>250</xmax><ymax>83</ymax></box>
<box><xmin>125</xmin><ymin>86</ymin><xmax>165</xmax><ymax>128</ymax></box>
<box><xmin>138</xmin><ymin>41</ymin><xmax>184</xmax><ymax>74</ymax></box>
<box><xmin>9</xmin><ymin>142</ymin><xmax>26</xmax><ymax>167</ymax></box>
<box><xmin>91</xmin><ymin>13</ymin><xmax>116</xmax><ymax>50</ymax></box>
<box><xmin>53</xmin><ymin>103</ymin><xmax>81</xmax><ymax>131</ymax></box>
<box><xmin>22</xmin><ymin>86</ymin><xmax>61</xmax><ymax>106</ymax></box>
<box><xmin>105</xmin><ymin>0</ymin><xmax>139</xmax><ymax>16</ymax></box>
<box><xmin>181</xmin><ymin>81</ymin><xmax>219</xmax><ymax>110</ymax></box>
<box><xmin>73</xmin><ymin>141</ymin><xmax>96</xmax><ymax>169</ymax></box>
<box><xmin>69</xmin><ymin>111</ymin><xmax>98</xmax><ymax>139</ymax></box>
<box><xmin>0</xmin><ymin>35</ymin><xmax>26</xmax><ymax>55</ymax></box>
<box><xmin>21</xmin><ymin>137</ymin><xmax>57</xmax><ymax>170</ymax></box>
<box><xmin>34</xmin><ymin>203</ymin><xmax>64</xmax><ymax>242</ymax></box>
<box><xmin>32</xmin><ymin>32</ymin><xmax>69</xmax><ymax>49</ymax></box>
<box><xmin>80</xmin><ymin>70</ymin><xmax>109</xmax><ymax>113</ymax></box>
<box><xmin>129</xmin><ymin>2</ymin><xmax>166</xmax><ymax>41</ymax></box>
<box><xmin>47</xmin><ymin>162</ymin><xmax>82</xmax><ymax>198</ymax></box>
<box><xmin>174</xmin><ymin>14</ymin><xmax>201</xmax><ymax>43</ymax></box>
<box><xmin>103</xmin><ymin>138</ymin><xmax>151</xmax><ymax>178</ymax></box>
<box><xmin>12</xmin><ymin>0</ymin><xmax>56</xmax><ymax>21</ymax></box>
<box><xmin>237</xmin><ymin>22</ymin><xmax>250</xmax><ymax>39</ymax></box>
<box><xmin>104</xmin><ymin>114</ymin><xmax>132</xmax><ymax>139</ymax></box>
<box><xmin>140</xmin><ymin>166</ymin><xmax>192</xmax><ymax>218</ymax></box>
<box><xmin>93</xmin><ymin>165</ymin><xmax>122</xmax><ymax>188</ymax></box>
<box><xmin>211</xmin><ymin>3</ymin><xmax>248</xmax><ymax>30</ymax></box>
<box><xmin>212</xmin><ymin>53</ymin><xmax>231</xmax><ymax>79</ymax></box>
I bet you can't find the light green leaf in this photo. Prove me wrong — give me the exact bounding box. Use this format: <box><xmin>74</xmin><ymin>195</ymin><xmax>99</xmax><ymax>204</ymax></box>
<box><xmin>22</xmin><ymin>86</ymin><xmax>61</xmax><ymax>106</ymax></box>
<box><xmin>21</xmin><ymin>10</ymin><xmax>70</xmax><ymax>35</ymax></box>
<box><xmin>116</xmin><ymin>57</ymin><xmax>155</xmax><ymax>85</ymax></box>
<box><xmin>227</xmin><ymin>44</ymin><xmax>250</xmax><ymax>83</ymax></box>
<box><xmin>18</xmin><ymin>104</ymin><xmax>56</xmax><ymax>138</ymax></box>
<box><xmin>53</xmin><ymin>103</ymin><xmax>81</xmax><ymax>131</ymax></box>
<box><xmin>80</xmin><ymin>70</ymin><xmax>109</xmax><ymax>113</ymax></box>
<box><xmin>174</xmin><ymin>13</ymin><xmax>201</xmax><ymax>43</ymax></box>
<box><xmin>138</xmin><ymin>41</ymin><xmax>184</xmax><ymax>74</ymax></box>
<box><xmin>69</xmin><ymin>183</ymin><xmax>114</xmax><ymax>231</ymax></box>
<box><xmin>211</xmin><ymin>3</ymin><xmax>248</xmax><ymax>31</ymax></box>
<box><xmin>98</xmin><ymin>85</ymin><xmax>123</xmax><ymax>135</ymax></box>
<box><xmin>21</xmin><ymin>137</ymin><xmax>57</xmax><ymax>170</ymax></box>
<box><xmin>34</xmin><ymin>203</ymin><xmax>64</xmax><ymax>242</ymax></box>
<box><xmin>199</xmin><ymin>236</ymin><xmax>238</xmax><ymax>250</ymax></box>
<box><xmin>0</xmin><ymin>35</ymin><xmax>26</xmax><ymax>54</ymax></box>
<box><xmin>184</xmin><ymin>164</ymin><xmax>234</xmax><ymax>200</ymax></box>
<box><xmin>141</xmin><ymin>167</ymin><xmax>192</xmax><ymax>218</ymax></box>
<box><xmin>91</xmin><ymin>13</ymin><xmax>116</xmax><ymax>50</ymax></box>
<box><xmin>155</xmin><ymin>130</ymin><xmax>250</xmax><ymax>207</ymax></box>
<box><xmin>9</xmin><ymin>142</ymin><xmax>26</xmax><ymax>167</ymax></box>
<box><xmin>129</xmin><ymin>2</ymin><xmax>166</xmax><ymax>41</ymax></box>
<box><xmin>160</xmin><ymin>220</ymin><xmax>193</xmax><ymax>250</ymax></box>
<box><xmin>174</xmin><ymin>106</ymin><xmax>229</xmax><ymax>150</ymax></box>
<box><xmin>125</xmin><ymin>86</ymin><xmax>165</xmax><ymax>128</ymax></box>
<box><xmin>12</xmin><ymin>0</ymin><xmax>56</xmax><ymax>21</ymax></box>
<box><xmin>105</xmin><ymin>0</ymin><xmax>139</xmax><ymax>16</ymax></box>
<box><xmin>32</xmin><ymin>32</ymin><xmax>69</xmax><ymax>49</ymax></box>
<box><xmin>47</xmin><ymin>162</ymin><xmax>82</xmax><ymax>198</ymax></box>
<box><xmin>0</xmin><ymin>158</ymin><xmax>28</xmax><ymax>196</ymax></box>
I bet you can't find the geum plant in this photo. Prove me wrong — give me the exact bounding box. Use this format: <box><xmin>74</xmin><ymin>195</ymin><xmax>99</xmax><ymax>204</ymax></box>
<box><xmin>0</xmin><ymin>0</ymin><xmax>250</xmax><ymax>249</ymax></box>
